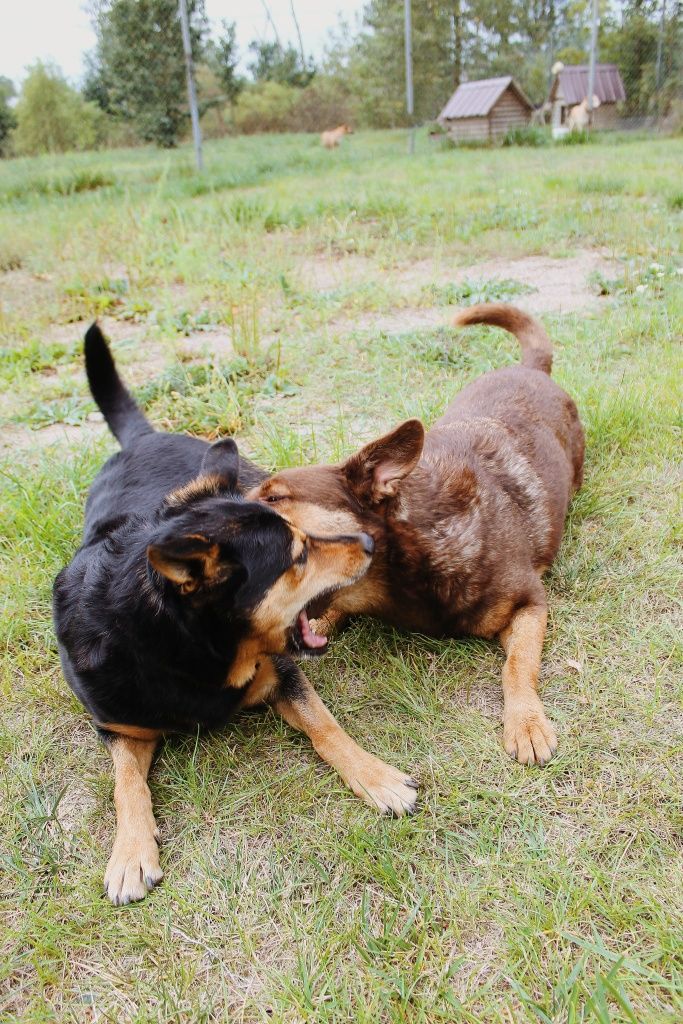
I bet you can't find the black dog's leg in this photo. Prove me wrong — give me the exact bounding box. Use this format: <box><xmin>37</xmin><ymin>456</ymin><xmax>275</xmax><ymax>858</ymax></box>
<box><xmin>103</xmin><ymin>735</ymin><xmax>163</xmax><ymax>905</ymax></box>
<box><xmin>269</xmin><ymin>659</ymin><xmax>418</xmax><ymax>816</ymax></box>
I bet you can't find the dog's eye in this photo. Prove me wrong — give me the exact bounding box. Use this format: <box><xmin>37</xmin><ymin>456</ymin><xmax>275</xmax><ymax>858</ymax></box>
<box><xmin>265</xmin><ymin>494</ymin><xmax>286</xmax><ymax>504</ymax></box>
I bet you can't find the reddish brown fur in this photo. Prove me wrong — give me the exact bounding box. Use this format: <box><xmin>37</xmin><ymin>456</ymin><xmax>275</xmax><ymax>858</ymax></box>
<box><xmin>321</xmin><ymin>124</ymin><xmax>353</xmax><ymax>148</ymax></box>
<box><xmin>249</xmin><ymin>304</ymin><xmax>585</xmax><ymax>764</ymax></box>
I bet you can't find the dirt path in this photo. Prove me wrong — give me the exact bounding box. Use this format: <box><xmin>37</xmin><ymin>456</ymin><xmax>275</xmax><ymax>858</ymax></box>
<box><xmin>2</xmin><ymin>249</ymin><xmax>618</xmax><ymax>451</ymax></box>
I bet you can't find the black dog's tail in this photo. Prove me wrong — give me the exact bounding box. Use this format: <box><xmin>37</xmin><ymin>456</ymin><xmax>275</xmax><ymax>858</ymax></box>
<box><xmin>84</xmin><ymin>323</ymin><xmax>154</xmax><ymax>447</ymax></box>
<box><xmin>453</xmin><ymin>303</ymin><xmax>553</xmax><ymax>375</ymax></box>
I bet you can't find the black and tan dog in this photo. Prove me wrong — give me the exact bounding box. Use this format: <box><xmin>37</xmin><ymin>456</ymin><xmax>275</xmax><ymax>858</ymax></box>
<box><xmin>54</xmin><ymin>326</ymin><xmax>417</xmax><ymax>905</ymax></box>
<box><xmin>250</xmin><ymin>304</ymin><xmax>585</xmax><ymax>766</ymax></box>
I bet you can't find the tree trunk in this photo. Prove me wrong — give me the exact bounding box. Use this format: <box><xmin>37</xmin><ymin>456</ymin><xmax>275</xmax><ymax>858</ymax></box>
<box><xmin>453</xmin><ymin>1</ymin><xmax>463</xmax><ymax>87</ymax></box>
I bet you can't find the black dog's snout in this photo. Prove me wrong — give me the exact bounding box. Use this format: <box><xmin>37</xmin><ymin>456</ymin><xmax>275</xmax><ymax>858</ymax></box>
<box><xmin>359</xmin><ymin>532</ymin><xmax>375</xmax><ymax>555</ymax></box>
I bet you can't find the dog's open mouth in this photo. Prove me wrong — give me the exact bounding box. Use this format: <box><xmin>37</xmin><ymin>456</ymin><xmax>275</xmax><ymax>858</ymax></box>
<box><xmin>289</xmin><ymin>608</ymin><xmax>329</xmax><ymax>656</ymax></box>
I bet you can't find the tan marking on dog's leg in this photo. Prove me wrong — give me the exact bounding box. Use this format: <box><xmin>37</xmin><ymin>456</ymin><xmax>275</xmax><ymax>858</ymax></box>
<box><xmin>240</xmin><ymin>658</ymin><xmax>279</xmax><ymax>708</ymax></box>
<box><xmin>499</xmin><ymin>603</ymin><xmax>557</xmax><ymax>766</ymax></box>
<box><xmin>272</xmin><ymin>675</ymin><xmax>418</xmax><ymax>816</ymax></box>
<box><xmin>104</xmin><ymin>736</ymin><xmax>163</xmax><ymax>905</ymax></box>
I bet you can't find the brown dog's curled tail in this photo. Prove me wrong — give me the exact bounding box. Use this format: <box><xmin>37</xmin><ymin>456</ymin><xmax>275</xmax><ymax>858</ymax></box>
<box><xmin>453</xmin><ymin>303</ymin><xmax>553</xmax><ymax>374</ymax></box>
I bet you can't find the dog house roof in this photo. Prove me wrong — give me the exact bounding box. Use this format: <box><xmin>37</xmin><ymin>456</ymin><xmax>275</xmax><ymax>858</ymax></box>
<box><xmin>438</xmin><ymin>76</ymin><xmax>533</xmax><ymax>120</ymax></box>
<box><xmin>553</xmin><ymin>64</ymin><xmax>626</xmax><ymax>105</ymax></box>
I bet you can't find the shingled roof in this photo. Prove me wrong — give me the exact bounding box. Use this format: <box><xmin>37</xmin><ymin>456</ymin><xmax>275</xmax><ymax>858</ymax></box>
<box><xmin>553</xmin><ymin>64</ymin><xmax>626</xmax><ymax>105</ymax></box>
<box><xmin>438</xmin><ymin>76</ymin><xmax>533</xmax><ymax>120</ymax></box>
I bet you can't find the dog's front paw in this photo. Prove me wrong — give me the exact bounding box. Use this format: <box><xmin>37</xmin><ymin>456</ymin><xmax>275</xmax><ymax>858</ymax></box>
<box><xmin>503</xmin><ymin>705</ymin><xmax>557</xmax><ymax>766</ymax></box>
<box><xmin>309</xmin><ymin>609</ymin><xmax>344</xmax><ymax>637</ymax></box>
<box><xmin>349</xmin><ymin>756</ymin><xmax>419</xmax><ymax>816</ymax></box>
<box><xmin>104</xmin><ymin>831</ymin><xmax>163</xmax><ymax>906</ymax></box>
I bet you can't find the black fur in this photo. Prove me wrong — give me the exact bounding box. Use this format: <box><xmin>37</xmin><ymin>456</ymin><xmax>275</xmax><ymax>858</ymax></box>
<box><xmin>54</xmin><ymin>325</ymin><xmax>307</xmax><ymax>733</ymax></box>
<box><xmin>84</xmin><ymin>323</ymin><xmax>154</xmax><ymax>447</ymax></box>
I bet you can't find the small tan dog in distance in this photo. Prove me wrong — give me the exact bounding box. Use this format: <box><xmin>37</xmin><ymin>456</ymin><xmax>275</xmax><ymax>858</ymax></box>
<box><xmin>567</xmin><ymin>95</ymin><xmax>600</xmax><ymax>131</ymax></box>
<box><xmin>321</xmin><ymin>124</ymin><xmax>353</xmax><ymax>149</ymax></box>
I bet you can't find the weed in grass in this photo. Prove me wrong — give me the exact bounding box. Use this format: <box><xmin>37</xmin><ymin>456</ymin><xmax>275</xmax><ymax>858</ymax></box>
<box><xmin>62</xmin><ymin>276</ymin><xmax>130</xmax><ymax>317</ymax></box>
<box><xmin>227</xmin><ymin>293</ymin><xmax>262</xmax><ymax>363</ymax></box>
<box><xmin>420</xmin><ymin>276</ymin><xmax>533</xmax><ymax>306</ymax></box>
<box><xmin>502</xmin><ymin>125</ymin><xmax>550</xmax><ymax>147</ymax></box>
<box><xmin>0</xmin><ymin>167</ymin><xmax>116</xmax><ymax>203</ymax></box>
<box><xmin>577</xmin><ymin>175</ymin><xmax>627</xmax><ymax>195</ymax></box>
<box><xmin>557</xmin><ymin>129</ymin><xmax>593</xmax><ymax>145</ymax></box>
<box><xmin>135</xmin><ymin>354</ymin><xmax>296</xmax><ymax>436</ymax></box>
<box><xmin>0</xmin><ymin>245</ymin><xmax>25</xmax><ymax>272</ymax></box>
<box><xmin>11</xmin><ymin>394</ymin><xmax>93</xmax><ymax>430</ymax></box>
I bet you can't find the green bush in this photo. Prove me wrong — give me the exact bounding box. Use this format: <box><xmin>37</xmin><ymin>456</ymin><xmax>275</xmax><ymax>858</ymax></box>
<box><xmin>557</xmin><ymin>129</ymin><xmax>593</xmax><ymax>146</ymax></box>
<box><xmin>233</xmin><ymin>82</ymin><xmax>299</xmax><ymax>134</ymax></box>
<box><xmin>290</xmin><ymin>75</ymin><xmax>353</xmax><ymax>133</ymax></box>
<box><xmin>502</xmin><ymin>125</ymin><xmax>549</xmax><ymax>147</ymax></box>
<box><xmin>12</xmin><ymin>62</ymin><xmax>104</xmax><ymax>156</ymax></box>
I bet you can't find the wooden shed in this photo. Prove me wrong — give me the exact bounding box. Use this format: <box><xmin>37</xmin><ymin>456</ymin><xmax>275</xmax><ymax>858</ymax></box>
<box><xmin>437</xmin><ymin>76</ymin><xmax>533</xmax><ymax>142</ymax></box>
<box><xmin>548</xmin><ymin>64</ymin><xmax>626</xmax><ymax>130</ymax></box>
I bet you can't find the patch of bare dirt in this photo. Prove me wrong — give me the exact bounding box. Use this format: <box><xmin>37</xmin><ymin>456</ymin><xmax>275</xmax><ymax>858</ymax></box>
<box><xmin>318</xmin><ymin>249</ymin><xmax>621</xmax><ymax>335</ymax></box>
<box><xmin>175</xmin><ymin>330</ymin><xmax>235</xmax><ymax>361</ymax></box>
<box><xmin>0</xmin><ymin>420</ymin><xmax>107</xmax><ymax>452</ymax></box>
<box><xmin>0</xmin><ymin>268</ymin><xmax>59</xmax><ymax>318</ymax></box>
<box><xmin>449</xmin><ymin>250</ymin><xmax>619</xmax><ymax>315</ymax></box>
<box><xmin>54</xmin><ymin>782</ymin><xmax>98</xmax><ymax>836</ymax></box>
<box><xmin>296</xmin><ymin>254</ymin><xmax>378</xmax><ymax>291</ymax></box>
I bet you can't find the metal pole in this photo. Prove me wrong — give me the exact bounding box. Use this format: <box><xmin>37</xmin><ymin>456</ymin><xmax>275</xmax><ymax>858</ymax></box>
<box><xmin>179</xmin><ymin>0</ymin><xmax>203</xmax><ymax>172</ymax></box>
<box><xmin>587</xmin><ymin>0</ymin><xmax>599</xmax><ymax>128</ymax></box>
<box><xmin>404</xmin><ymin>0</ymin><xmax>414</xmax><ymax>152</ymax></box>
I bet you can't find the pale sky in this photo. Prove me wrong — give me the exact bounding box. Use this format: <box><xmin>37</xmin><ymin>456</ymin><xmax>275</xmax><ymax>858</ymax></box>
<box><xmin>0</xmin><ymin>1</ymin><xmax>365</xmax><ymax>89</ymax></box>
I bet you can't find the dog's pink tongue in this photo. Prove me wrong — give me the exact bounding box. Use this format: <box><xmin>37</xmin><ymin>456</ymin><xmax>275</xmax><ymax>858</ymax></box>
<box><xmin>298</xmin><ymin>610</ymin><xmax>328</xmax><ymax>649</ymax></box>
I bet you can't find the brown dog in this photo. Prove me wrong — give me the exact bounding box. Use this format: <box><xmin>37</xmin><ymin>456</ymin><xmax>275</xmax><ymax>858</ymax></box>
<box><xmin>250</xmin><ymin>304</ymin><xmax>584</xmax><ymax>766</ymax></box>
<box><xmin>321</xmin><ymin>124</ymin><xmax>353</xmax><ymax>149</ymax></box>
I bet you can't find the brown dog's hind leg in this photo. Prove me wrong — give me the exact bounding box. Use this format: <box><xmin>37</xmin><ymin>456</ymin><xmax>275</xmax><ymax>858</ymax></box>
<box><xmin>499</xmin><ymin>601</ymin><xmax>558</xmax><ymax>766</ymax></box>
<box><xmin>271</xmin><ymin>666</ymin><xmax>418</xmax><ymax>816</ymax></box>
<box><xmin>103</xmin><ymin>735</ymin><xmax>162</xmax><ymax>905</ymax></box>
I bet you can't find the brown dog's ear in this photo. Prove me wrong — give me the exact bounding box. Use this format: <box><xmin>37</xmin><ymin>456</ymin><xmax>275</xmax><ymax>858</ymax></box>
<box><xmin>147</xmin><ymin>534</ymin><xmax>223</xmax><ymax>593</ymax></box>
<box><xmin>343</xmin><ymin>419</ymin><xmax>425</xmax><ymax>505</ymax></box>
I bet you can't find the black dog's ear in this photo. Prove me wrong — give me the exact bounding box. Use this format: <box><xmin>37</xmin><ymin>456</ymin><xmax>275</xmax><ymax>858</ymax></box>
<box><xmin>343</xmin><ymin>419</ymin><xmax>425</xmax><ymax>505</ymax></box>
<box><xmin>200</xmin><ymin>438</ymin><xmax>240</xmax><ymax>491</ymax></box>
<box><xmin>147</xmin><ymin>533</ymin><xmax>233</xmax><ymax>594</ymax></box>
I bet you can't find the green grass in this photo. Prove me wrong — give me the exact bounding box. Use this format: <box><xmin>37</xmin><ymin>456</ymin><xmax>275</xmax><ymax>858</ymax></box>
<box><xmin>1</xmin><ymin>129</ymin><xmax>682</xmax><ymax>1022</ymax></box>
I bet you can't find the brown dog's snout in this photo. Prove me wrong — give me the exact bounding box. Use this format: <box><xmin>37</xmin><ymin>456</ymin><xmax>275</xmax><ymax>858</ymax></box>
<box><xmin>310</xmin><ymin>532</ymin><xmax>373</xmax><ymax>554</ymax></box>
<box><xmin>321</xmin><ymin>532</ymin><xmax>374</xmax><ymax>556</ymax></box>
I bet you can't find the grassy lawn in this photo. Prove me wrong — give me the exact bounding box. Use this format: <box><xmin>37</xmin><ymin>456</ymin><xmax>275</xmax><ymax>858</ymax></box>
<box><xmin>1</xmin><ymin>129</ymin><xmax>681</xmax><ymax>1022</ymax></box>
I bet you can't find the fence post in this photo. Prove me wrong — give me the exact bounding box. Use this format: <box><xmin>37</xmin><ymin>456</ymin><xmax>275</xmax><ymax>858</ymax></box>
<box><xmin>655</xmin><ymin>0</ymin><xmax>667</xmax><ymax>93</ymax></box>
<box><xmin>404</xmin><ymin>0</ymin><xmax>415</xmax><ymax>153</ymax></box>
<box><xmin>179</xmin><ymin>0</ymin><xmax>203</xmax><ymax>172</ymax></box>
<box><xmin>587</xmin><ymin>0</ymin><xmax>599</xmax><ymax>128</ymax></box>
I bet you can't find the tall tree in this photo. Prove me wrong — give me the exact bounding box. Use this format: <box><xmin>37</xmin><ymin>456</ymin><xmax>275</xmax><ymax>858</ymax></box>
<box><xmin>206</xmin><ymin>19</ymin><xmax>243</xmax><ymax>104</ymax></box>
<box><xmin>0</xmin><ymin>76</ymin><xmax>16</xmax><ymax>156</ymax></box>
<box><xmin>86</xmin><ymin>0</ymin><xmax>207</xmax><ymax>147</ymax></box>
<box><xmin>346</xmin><ymin>0</ymin><xmax>454</xmax><ymax>125</ymax></box>
<box><xmin>247</xmin><ymin>40</ymin><xmax>315</xmax><ymax>88</ymax></box>
<box><xmin>13</xmin><ymin>63</ymin><xmax>102</xmax><ymax>155</ymax></box>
